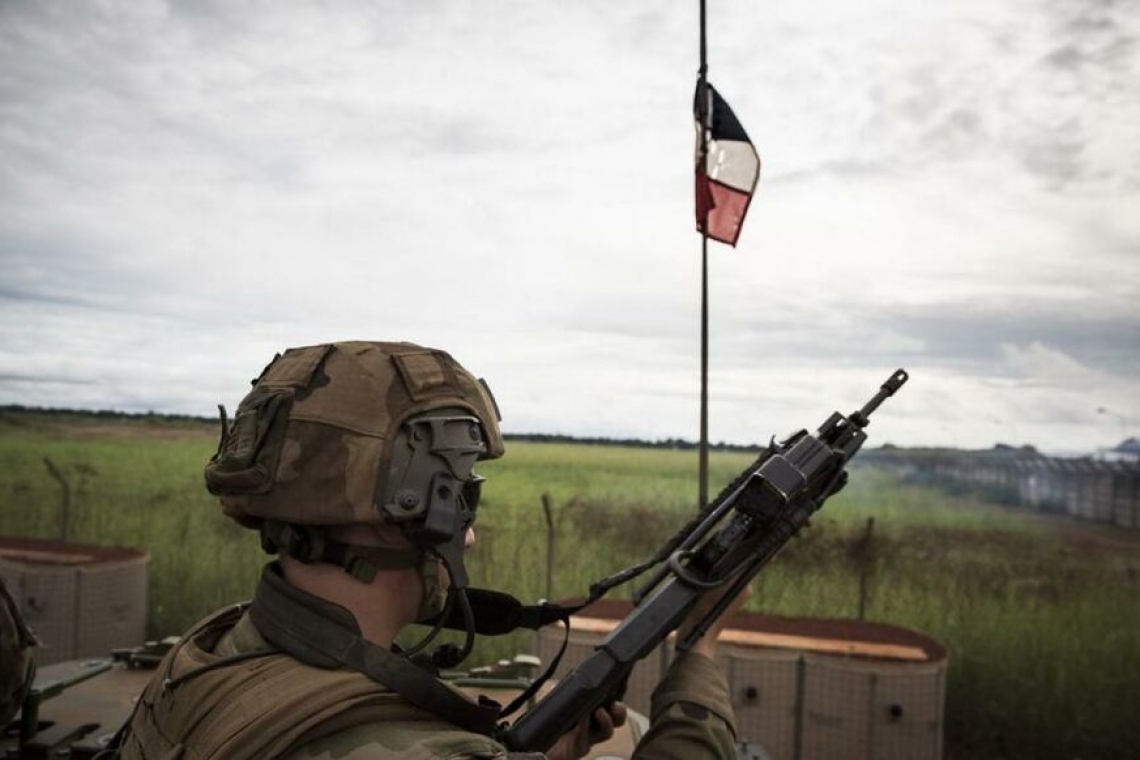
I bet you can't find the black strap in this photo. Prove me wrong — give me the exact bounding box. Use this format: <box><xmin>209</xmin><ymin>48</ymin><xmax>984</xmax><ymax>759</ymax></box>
<box><xmin>249</xmin><ymin>563</ymin><xmax>502</xmax><ymax>737</ymax></box>
<box><xmin>498</xmin><ymin>618</ymin><xmax>573</xmax><ymax>720</ymax></box>
<box><xmin>262</xmin><ymin>521</ymin><xmax>422</xmax><ymax>581</ymax></box>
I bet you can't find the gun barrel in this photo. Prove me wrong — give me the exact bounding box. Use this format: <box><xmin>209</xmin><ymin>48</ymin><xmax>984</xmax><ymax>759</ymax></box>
<box><xmin>855</xmin><ymin>368</ymin><xmax>908</xmax><ymax>424</ymax></box>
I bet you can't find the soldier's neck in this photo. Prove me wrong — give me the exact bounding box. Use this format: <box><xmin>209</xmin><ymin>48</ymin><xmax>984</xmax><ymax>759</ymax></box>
<box><xmin>279</xmin><ymin>555</ymin><xmax>419</xmax><ymax>648</ymax></box>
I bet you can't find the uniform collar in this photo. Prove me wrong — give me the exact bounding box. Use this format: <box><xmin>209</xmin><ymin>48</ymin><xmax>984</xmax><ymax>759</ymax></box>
<box><xmin>248</xmin><ymin>562</ymin><xmax>502</xmax><ymax>736</ymax></box>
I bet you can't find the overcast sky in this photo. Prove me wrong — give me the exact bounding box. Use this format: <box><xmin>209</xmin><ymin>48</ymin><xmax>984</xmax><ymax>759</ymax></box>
<box><xmin>1</xmin><ymin>0</ymin><xmax>1136</xmax><ymax>453</ymax></box>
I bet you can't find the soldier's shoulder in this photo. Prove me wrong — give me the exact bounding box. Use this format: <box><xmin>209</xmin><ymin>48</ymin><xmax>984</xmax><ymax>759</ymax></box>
<box><xmin>283</xmin><ymin>720</ymin><xmax>515</xmax><ymax>760</ymax></box>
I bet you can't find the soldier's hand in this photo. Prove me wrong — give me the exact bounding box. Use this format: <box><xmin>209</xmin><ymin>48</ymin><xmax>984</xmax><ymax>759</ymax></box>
<box><xmin>675</xmin><ymin>582</ymin><xmax>753</xmax><ymax>659</ymax></box>
<box><xmin>543</xmin><ymin>702</ymin><xmax>628</xmax><ymax>760</ymax></box>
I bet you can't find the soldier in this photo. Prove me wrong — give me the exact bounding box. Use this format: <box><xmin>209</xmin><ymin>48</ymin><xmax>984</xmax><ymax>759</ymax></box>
<box><xmin>115</xmin><ymin>341</ymin><xmax>739</xmax><ymax>759</ymax></box>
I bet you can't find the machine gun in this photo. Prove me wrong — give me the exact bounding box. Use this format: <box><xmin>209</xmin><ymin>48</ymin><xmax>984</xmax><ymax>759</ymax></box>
<box><xmin>499</xmin><ymin>369</ymin><xmax>909</xmax><ymax>752</ymax></box>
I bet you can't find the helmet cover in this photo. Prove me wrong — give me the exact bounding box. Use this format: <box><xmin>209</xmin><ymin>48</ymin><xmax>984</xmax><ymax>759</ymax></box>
<box><xmin>205</xmin><ymin>341</ymin><xmax>504</xmax><ymax>529</ymax></box>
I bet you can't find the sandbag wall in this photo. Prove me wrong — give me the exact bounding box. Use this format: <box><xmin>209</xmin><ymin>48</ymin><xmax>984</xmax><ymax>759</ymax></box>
<box><xmin>0</xmin><ymin>536</ymin><xmax>149</xmax><ymax>666</ymax></box>
<box><xmin>536</xmin><ymin>600</ymin><xmax>947</xmax><ymax>760</ymax></box>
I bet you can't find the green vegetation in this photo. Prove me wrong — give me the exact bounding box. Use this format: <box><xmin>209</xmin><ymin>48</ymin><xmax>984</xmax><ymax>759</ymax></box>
<box><xmin>1</xmin><ymin>411</ymin><xmax>1137</xmax><ymax>759</ymax></box>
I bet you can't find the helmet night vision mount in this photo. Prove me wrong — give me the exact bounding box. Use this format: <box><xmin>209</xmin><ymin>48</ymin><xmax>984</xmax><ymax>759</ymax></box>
<box><xmin>380</xmin><ymin>410</ymin><xmax>487</xmax><ymax>593</ymax></box>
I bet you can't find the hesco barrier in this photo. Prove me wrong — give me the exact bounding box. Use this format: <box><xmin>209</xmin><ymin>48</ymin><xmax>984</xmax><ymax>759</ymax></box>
<box><xmin>536</xmin><ymin>599</ymin><xmax>947</xmax><ymax>760</ymax></box>
<box><xmin>0</xmin><ymin>536</ymin><xmax>148</xmax><ymax>666</ymax></box>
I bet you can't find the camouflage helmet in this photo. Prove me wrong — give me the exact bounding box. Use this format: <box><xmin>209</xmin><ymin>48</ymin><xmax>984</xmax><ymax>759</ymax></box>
<box><xmin>204</xmin><ymin>341</ymin><xmax>504</xmax><ymax>531</ymax></box>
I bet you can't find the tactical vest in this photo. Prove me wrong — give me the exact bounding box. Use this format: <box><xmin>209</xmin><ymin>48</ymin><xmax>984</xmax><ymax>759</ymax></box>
<box><xmin>118</xmin><ymin>605</ymin><xmax>505</xmax><ymax>760</ymax></box>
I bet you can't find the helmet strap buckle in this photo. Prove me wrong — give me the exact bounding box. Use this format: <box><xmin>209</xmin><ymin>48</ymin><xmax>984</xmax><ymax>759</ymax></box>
<box><xmin>262</xmin><ymin>521</ymin><xmax>323</xmax><ymax>564</ymax></box>
<box><xmin>344</xmin><ymin>554</ymin><xmax>380</xmax><ymax>583</ymax></box>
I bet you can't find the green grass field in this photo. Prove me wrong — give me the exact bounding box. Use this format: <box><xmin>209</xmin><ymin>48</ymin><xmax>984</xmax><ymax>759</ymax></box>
<box><xmin>1</xmin><ymin>411</ymin><xmax>1137</xmax><ymax>759</ymax></box>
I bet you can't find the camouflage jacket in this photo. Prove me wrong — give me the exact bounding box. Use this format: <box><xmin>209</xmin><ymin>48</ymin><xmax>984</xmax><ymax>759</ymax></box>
<box><xmin>121</xmin><ymin>585</ymin><xmax>736</xmax><ymax>759</ymax></box>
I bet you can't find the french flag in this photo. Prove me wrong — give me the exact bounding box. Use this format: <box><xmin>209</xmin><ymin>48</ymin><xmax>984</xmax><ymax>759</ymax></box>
<box><xmin>694</xmin><ymin>82</ymin><xmax>760</xmax><ymax>247</ymax></box>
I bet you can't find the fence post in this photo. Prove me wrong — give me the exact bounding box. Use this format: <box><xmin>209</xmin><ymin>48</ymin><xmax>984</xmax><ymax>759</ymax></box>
<box><xmin>856</xmin><ymin>517</ymin><xmax>875</xmax><ymax>620</ymax></box>
<box><xmin>541</xmin><ymin>493</ymin><xmax>555</xmax><ymax>601</ymax></box>
<box><xmin>43</xmin><ymin>458</ymin><xmax>72</xmax><ymax>543</ymax></box>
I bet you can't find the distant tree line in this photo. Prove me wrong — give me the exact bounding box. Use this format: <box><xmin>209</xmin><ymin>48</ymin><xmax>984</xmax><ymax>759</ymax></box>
<box><xmin>501</xmin><ymin>432</ymin><xmax>765</xmax><ymax>453</ymax></box>
<box><xmin>0</xmin><ymin>404</ymin><xmax>765</xmax><ymax>452</ymax></box>
<box><xmin>0</xmin><ymin>404</ymin><xmax>214</xmax><ymax>425</ymax></box>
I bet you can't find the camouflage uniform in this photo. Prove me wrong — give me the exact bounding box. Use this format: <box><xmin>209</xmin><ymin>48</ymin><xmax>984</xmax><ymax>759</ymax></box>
<box><xmin>120</xmin><ymin>566</ymin><xmax>736</xmax><ymax>759</ymax></box>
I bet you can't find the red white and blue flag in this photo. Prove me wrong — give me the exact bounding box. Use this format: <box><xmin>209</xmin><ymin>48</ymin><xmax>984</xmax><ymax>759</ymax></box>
<box><xmin>694</xmin><ymin>82</ymin><xmax>760</xmax><ymax>246</ymax></box>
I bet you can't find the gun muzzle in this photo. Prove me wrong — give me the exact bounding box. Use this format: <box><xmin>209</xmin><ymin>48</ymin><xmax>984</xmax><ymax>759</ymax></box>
<box><xmin>852</xmin><ymin>369</ymin><xmax>909</xmax><ymax>428</ymax></box>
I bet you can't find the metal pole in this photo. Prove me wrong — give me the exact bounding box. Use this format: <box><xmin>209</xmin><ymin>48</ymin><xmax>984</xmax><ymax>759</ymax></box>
<box><xmin>700</xmin><ymin>238</ymin><xmax>709</xmax><ymax>510</ymax></box>
<box><xmin>856</xmin><ymin>517</ymin><xmax>875</xmax><ymax>620</ymax></box>
<box><xmin>698</xmin><ymin>0</ymin><xmax>710</xmax><ymax>509</ymax></box>
<box><xmin>43</xmin><ymin>457</ymin><xmax>72</xmax><ymax>543</ymax></box>
<box><xmin>542</xmin><ymin>493</ymin><xmax>555</xmax><ymax>601</ymax></box>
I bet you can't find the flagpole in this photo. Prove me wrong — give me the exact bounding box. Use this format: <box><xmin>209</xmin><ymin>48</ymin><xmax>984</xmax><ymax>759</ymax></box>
<box><xmin>698</xmin><ymin>0</ymin><xmax>710</xmax><ymax>509</ymax></box>
<box><xmin>699</xmin><ymin>227</ymin><xmax>709</xmax><ymax>510</ymax></box>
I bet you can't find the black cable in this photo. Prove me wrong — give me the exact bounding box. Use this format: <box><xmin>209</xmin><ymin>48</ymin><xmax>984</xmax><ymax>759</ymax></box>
<box><xmin>163</xmin><ymin>648</ymin><xmax>278</xmax><ymax>689</ymax></box>
<box><xmin>497</xmin><ymin>617</ymin><xmax>572</xmax><ymax>720</ymax></box>
<box><xmin>453</xmin><ymin>588</ymin><xmax>476</xmax><ymax>665</ymax></box>
<box><xmin>401</xmin><ymin>580</ymin><xmax>457</xmax><ymax>659</ymax></box>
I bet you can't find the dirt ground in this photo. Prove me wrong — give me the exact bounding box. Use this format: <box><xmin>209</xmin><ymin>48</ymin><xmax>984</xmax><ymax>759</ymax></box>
<box><xmin>1052</xmin><ymin>516</ymin><xmax>1140</xmax><ymax>554</ymax></box>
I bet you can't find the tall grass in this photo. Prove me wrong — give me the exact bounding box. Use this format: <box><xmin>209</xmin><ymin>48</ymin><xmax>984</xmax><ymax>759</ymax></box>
<box><xmin>0</xmin><ymin>414</ymin><xmax>1137</xmax><ymax>759</ymax></box>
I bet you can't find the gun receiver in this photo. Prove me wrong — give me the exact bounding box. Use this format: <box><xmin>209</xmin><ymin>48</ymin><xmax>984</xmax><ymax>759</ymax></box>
<box><xmin>499</xmin><ymin>369</ymin><xmax>908</xmax><ymax>752</ymax></box>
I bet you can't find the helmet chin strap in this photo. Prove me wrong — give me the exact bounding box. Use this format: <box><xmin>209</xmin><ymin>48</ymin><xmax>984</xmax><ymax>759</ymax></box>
<box><xmin>260</xmin><ymin>521</ymin><xmax>422</xmax><ymax>582</ymax></box>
